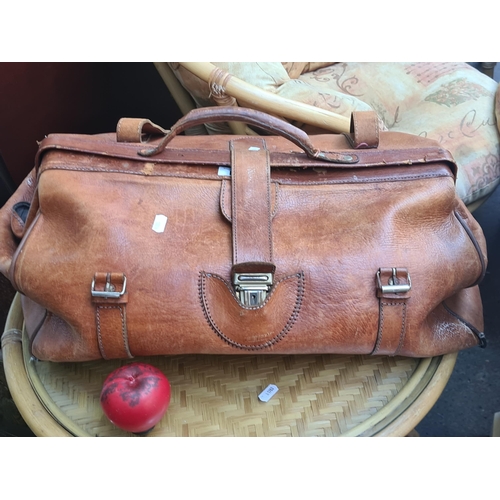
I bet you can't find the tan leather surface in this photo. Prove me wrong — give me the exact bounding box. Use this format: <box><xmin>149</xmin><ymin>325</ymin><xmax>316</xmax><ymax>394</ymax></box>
<box><xmin>349</xmin><ymin>110</ymin><xmax>380</xmax><ymax>149</ymax></box>
<box><xmin>0</xmin><ymin>108</ymin><xmax>487</xmax><ymax>361</ymax></box>
<box><xmin>116</xmin><ymin>118</ymin><xmax>169</xmax><ymax>143</ymax></box>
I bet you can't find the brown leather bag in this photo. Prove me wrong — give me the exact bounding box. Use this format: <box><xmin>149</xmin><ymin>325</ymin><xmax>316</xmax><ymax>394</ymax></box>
<box><xmin>0</xmin><ymin>107</ymin><xmax>488</xmax><ymax>362</ymax></box>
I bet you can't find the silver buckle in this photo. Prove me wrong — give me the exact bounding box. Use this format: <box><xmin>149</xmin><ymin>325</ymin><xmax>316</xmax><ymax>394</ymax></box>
<box><xmin>377</xmin><ymin>268</ymin><xmax>411</xmax><ymax>294</ymax></box>
<box><xmin>91</xmin><ymin>275</ymin><xmax>127</xmax><ymax>299</ymax></box>
<box><xmin>233</xmin><ymin>273</ymin><xmax>273</xmax><ymax>306</ymax></box>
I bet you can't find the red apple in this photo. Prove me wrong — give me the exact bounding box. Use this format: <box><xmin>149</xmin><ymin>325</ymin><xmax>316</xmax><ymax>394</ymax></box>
<box><xmin>100</xmin><ymin>363</ymin><xmax>171</xmax><ymax>434</ymax></box>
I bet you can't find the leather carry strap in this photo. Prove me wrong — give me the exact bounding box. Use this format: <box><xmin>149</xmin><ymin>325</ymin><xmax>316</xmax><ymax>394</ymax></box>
<box><xmin>230</xmin><ymin>137</ymin><xmax>273</xmax><ymax>270</ymax></box>
<box><xmin>135</xmin><ymin>107</ymin><xmax>359</xmax><ymax>164</ymax></box>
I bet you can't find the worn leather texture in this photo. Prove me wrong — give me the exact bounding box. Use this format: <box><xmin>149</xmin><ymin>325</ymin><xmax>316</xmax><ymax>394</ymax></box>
<box><xmin>0</xmin><ymin>107</ymin><xmax>488</xmax><ymax>361</ymax></box>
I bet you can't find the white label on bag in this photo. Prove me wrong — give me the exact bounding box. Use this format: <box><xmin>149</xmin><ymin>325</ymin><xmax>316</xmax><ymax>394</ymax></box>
<box><xmin>218</xmin><ymin>166</ymin><xmax>231</xmax><ymax>176</ymax></box>
<box><xmin>258</xmin><ymin>384</ymin><xmax>279</xmax><ymax>402</ymax></box>
<box><xmin>248</xmin><ymin>146</ymin><xmax>260</xmax><ymax>151</ymax></box>
<box><xmin>152</xmin><ymin>214</ymin><xmax>168</xmax><ymax>233</ymax></box>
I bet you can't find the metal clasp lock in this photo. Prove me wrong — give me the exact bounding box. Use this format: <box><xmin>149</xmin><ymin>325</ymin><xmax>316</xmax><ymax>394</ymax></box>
<box><xmin>377</xmin><ymin>268</ymin><xmax>411</xmax><ymax>294</ymax></box>
<box><xmin>91</xmin><ymin>274</ymin><xmax>127</xmax><ymax>299</ymax></box>
<box><xmin>233</xmin><ymin>273</ymin><xmax>273</xmax><ymax>306</ymax></box>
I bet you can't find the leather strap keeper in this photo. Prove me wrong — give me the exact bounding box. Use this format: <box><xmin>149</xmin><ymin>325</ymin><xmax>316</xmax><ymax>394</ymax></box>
<box><xmin>116</xmin><ymin>118</ymin><xmax>168</xmax><ymax>144</ymax></box>
<box><xmin>349</xmin><ymin>111</ymin><xmax>380</xmax><ymax>149</ymax></box>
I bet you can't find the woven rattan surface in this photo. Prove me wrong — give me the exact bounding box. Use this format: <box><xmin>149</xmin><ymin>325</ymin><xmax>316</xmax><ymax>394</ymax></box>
<box><xmin>27</xmin><ymin>342</ymin><xmax>425</xmax><ymax>437</ymax></box>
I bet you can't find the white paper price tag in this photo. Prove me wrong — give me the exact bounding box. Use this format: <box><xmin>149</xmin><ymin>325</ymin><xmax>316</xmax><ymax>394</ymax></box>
<box><xmin>258</xmin><ymin>384</ymin><xmax>279</xmax><ymax>402</ymax></box>
<box><xmin>152</xmin><ymin>214</ymin><xmax>168</xmax><ymax>233</ymax></box>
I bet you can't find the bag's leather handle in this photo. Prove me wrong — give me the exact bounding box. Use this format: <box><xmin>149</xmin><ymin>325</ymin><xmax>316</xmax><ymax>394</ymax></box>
<box><xmin>133</xmin><ymin>107</ymin><xmax>360</xmax><ymax>164</ymax></box>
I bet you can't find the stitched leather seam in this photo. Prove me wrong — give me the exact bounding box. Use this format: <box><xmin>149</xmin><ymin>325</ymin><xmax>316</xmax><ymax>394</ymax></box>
<box><xmin>11</xmin><ymin>207</ymin><xmax>25</xmax><ymax>227</ymax></box>
<box><xmin>373</xmin><ymin>302</ymin><xmax>384</xmax><ymax>355</ymax></box>
<box><xmin>271</xmin><ymin>183</ymin><xmax>279</xmax><ymax>217</ymax></box>
<box><xmin>220</xmin><ymin>179</ymin><xmax>231</xmax><ymax>221</ymax></box>
<box><xmin>199</xmin><ymin>271</ymin><xmax>305</xmax><ymax>350</ymax></box>
<box><xmin>28</xmin><ymin>307</ymin><xmax>49</xmax><ymax>359</ymax></box>
<box><xmin>116</xmin><ymin>305</ymin><xmax>133</xmax><ymax>359</ymax></box>
<box><xmin>442</xmin><ymin>301</ymin><xmax>485</xmax><ymax>346</ymax></box>
<box><xmin>394</xmin><ymin>302</ymin><xmax>407</xmax><ymax>356</ymax></box>
<box><xmin>41</xmin><ymin>166</ymin><xmax>453</xmax><ymax>184</ymax></box>
<box><xmin>276</xmin><ymin>173</ymin><xmax>453</xmax><ymax>185</ymax></box>
<box><xmin>265</xmin><ymin>147</ymin><xmax>273</xmax><ymax>261</ymax></box>
<box><xmin>453</xmin><ymin>210</ymin><xmax>487</xmax><ymax>286</ymax></box>
<box><xmin>230</xmin><ymin>143</ymin><xmax>238</xmax><ymax>264</ymax></box>
<box><xmin>10</xmin><ymin>211</ymin><xmax>42</xmax><ymax>293</ymax></box>
<box><xmin>373</xmin><ymin>301</ymin><xmax>406</xmax><ymax>355</ymax></box>
<box><xmin>96</xmin><ymin>305</ymin><xmax>132</xmax><ymax>360</ymax></box>
<box><xmin>353</xmin><ymin>117</ymin><xmax>359</xmax><ymax>145</ymax></box>
<box><xmin>96</xmin><ymin>306</ymin><xmax>107</xmax><ymax>360</ymax></box>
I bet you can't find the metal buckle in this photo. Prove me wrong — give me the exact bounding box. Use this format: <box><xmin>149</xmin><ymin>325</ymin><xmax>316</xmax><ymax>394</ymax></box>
<box><xmin>377</xmin><ymin>268</ymin><xmax>411</xmax><ymax>294</ymax></box>
<box><xmin>233</xmin><ymin>273</ymin><xmax>273</xmax><ymax>306</ymax></box>
<box><xmin>91</xmin><ymin>275</ymin><xmax>127</xmax><ymax>299</ymax></box>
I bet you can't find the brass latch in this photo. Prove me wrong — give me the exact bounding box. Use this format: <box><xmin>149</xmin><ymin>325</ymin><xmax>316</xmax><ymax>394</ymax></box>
<box><xmin>233</xmin><ymin>272</ymin><xmax>273</xmax><ymax>307</ymax></box>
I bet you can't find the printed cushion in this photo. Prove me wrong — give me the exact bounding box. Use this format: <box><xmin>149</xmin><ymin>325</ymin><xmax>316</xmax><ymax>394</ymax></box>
<box><xmin>282</xmin><ymin>62</ymin><xmax>335</xmax><ymax>79</ymax></box>
<box><xmin>298</xmin><ymin>62</ymin><xmax>500</xmax><ymax>206</ymax></box>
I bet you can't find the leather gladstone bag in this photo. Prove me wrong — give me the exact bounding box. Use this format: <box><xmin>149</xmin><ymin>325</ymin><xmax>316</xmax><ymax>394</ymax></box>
<box><xmin>0</xmin><ymin>107</ymin><xmax>488</xmax><ymax>362</ymax></box>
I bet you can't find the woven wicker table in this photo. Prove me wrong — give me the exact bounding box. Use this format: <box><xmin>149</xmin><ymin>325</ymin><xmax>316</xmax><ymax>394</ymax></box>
<box><xmin>2</xmin><ymin>293</ymin><xmax>457</xmax><ymax>437</ymax></box>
